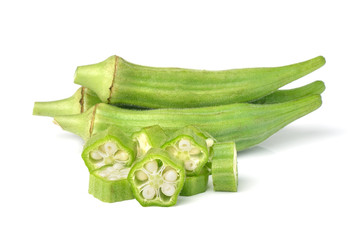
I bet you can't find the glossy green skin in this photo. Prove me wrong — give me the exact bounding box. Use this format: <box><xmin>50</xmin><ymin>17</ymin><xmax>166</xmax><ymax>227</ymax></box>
<box><xmin>89</xmin><ymin>166</ymin><xmax>134</xmax><ymax>203</ymax></box>
<box><xmin>162</xmin><ymin>126</ymin><xmax>209</xmax><ymax>176</ymax></box>
<box><xmin>54</xmin><ymin>95</ymin><xmax>322</xmax><ymax>152</ymax></box>
<box><xmin>212</xmin><ymin>142</ymin><xmax>238</xmax><ymax>192</ymax></box>
<box><xmin>180</xmin><ymin>167</ymin><xmax>210</xmax><ymax>196</ymax></box>
<box><xmin>81</xmin><ymin>126</ymin><xmax>136</xmax><ymax>172</ymax></box>
<box><xmin>127</xmin><ymin>148</ymin><xmax>185</xmax><ymax>207</ymax></box>
<box><xmin>33</xmin><ymin>87</ymin><xmax>101</xmax><ymax>117</ymax></box>
<box><xmin>74</xmin><ymin>55</ymin><xmax>325</xmax><ymax>108</ymax></box>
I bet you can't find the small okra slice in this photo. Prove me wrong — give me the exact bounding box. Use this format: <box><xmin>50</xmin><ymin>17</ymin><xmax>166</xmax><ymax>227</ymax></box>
<box><xmin>128</xmin><ymin>148</ymin><xmax>185</xmax><ymax>207</ymax></box>
<box><xmin>89</xmin><ymin>164</ymin><xmax>134</xmax><ymax>203</ymax></box>
<box><xmin>132</xmin><ymin>125</ymin><xmax>168</xmax><ymax>157</ymax></box>
<box><xmin>212</xmin><ymin>142</ymin><xmax>238</xmax><ymax>192</ymax></box>
<box><xmin>162</xmin><ymin>126</ymin><xmax>209</xmax><ymax>176</ymax></box>
<box><xmin>180</xmin><ymin>167</ymin><xmax>210</xmax><ymax>196</ymax></box>
<box><xmin>82</xmin><ymin>126</ymin><xmax>136</xmax><ymax>172</ymax></box>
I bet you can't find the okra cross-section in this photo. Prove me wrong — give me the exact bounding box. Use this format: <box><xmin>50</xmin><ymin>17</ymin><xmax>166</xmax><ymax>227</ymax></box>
<box><xmin>128</xmin><ymin>148</ymin><xmax>185</xmax><ymax>207</ymax></box>
<box><xmin>162</xmin><ymin>127</ymin><xmax>209</xmax><ymax>175</ymax></box>
<box><xmin>212</xmin><ymin>142</ymin><xmax>238</xmax><ymax>192</ymax></box>
<box><xmin>132</xmin><ymin>125</ymin><xmax>168</xmax><ymax>158</ymax></box>
<box><xmin>82</xmin><ymin>126</ymin><xmax>136</xmax><ymax>172</ymax></box>
<box><xmin>89</xmin><ymin>165</ymin><xmax>134</xmax><ymax>203</ymax></box>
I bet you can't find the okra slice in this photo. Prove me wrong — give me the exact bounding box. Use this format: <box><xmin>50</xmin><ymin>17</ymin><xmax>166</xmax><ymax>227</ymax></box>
<box><xmin>89</xmin><ymin>165</ymin><xmax>133</xmax><ymax>202</ymax></box>
<box><xmin>82</xmin><ymin>126</ymin><xmax>136</xmax><ymax>172</ymax></box>
<box><xmin>132</xmin><ymin>125</ymin><xmax>168</xmax><ymax>157</ymax></box>
<box><xmin>180</xmin><ymin>167</ymin><xmax>210</xmax><ymax>196</ymax></box>
<box><xmin>128</xmin><ymin>148</ymin><xmax>185</xmax><ymax>207</ymax></box>
<box><xmin>162</xmin><ymin>126</ymin><xmax>209</xmax><ymax>176</ymax></box>
<box><xmin>212</xmin><ymin>142</ymin><xmax>238</xmax><ymax>192</ymax></box>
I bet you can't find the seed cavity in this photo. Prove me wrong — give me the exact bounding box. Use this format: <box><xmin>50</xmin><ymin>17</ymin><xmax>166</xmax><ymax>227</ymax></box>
<box><xmin>144</xmin><ymin>160</ymin><xmax>158</xmax><ymax>173</ymax></box>
<box><xmin>189</xmin><ymin>147</ymin><xmax>201</xmax><ymax>155</ymax></box>
<box><xmin>163</xmin><ymin>169</ymin><xmax>178</xmax><ymax>182</ymax></box>
<box><xmin>178</xmin><ymin>139</ymin><xmax>191</xmax><ymax>151</ymax></box>
<box><xmin>90</xmin><ymin>150</ymin><xmax>104</xmax><ymax>160</ymax></box>
<box><xmin>161</xmin><ymin>183</ymin><xmax>176</xmax><ymax>196</ymax></box>
<box><xmin>100</xmin><ymin>141</ymin><xmax>118</xmax><ymax>155</ymax></box>
<box><xmin>114</xmin><ymin>151</ymin><xmax>129</xmax><ymax>161</ymax></box>
<box><xmin>142</xmin><ymin>185</ymin><xmax>156</xmax><ymax>200</ymax></box>
<box><xmin>135</xmin><ymin>170</ymin><xmax>148</xmax><ymax>181</ymax></box>
<box><xmin>184</xmin><ymin>160</ymin><xmax>196</xmax><ymax>171</ymax></box>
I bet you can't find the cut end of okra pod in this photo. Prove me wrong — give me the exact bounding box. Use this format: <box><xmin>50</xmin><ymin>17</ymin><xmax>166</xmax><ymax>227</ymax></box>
<box><xmin>82</xmin><ymin>126</ymin><xmax>136</xmax><ymax>172</ymax></box>
<box><xmin>128</xmin><ymin>148</ymin><xmax>185</xmax><ymax>207</ymax></box>
<box><xmin>162</xmin><ymin>126</ymin><xmax>210</xmax><ymax>176</ymax></box>
<box><xmin>89</xmin><ymin>165</ymin><xmax>134</xmax><ymax>203</ymax></box>
<box><xmin>132</xmin><ymin>125</ymin><xmax>168</xmax><ymax>158</ymax></box>
<box><xmin>212</xmin><ymin>142</ymin><xmax>238</xmax><ymax>192</ymax></box>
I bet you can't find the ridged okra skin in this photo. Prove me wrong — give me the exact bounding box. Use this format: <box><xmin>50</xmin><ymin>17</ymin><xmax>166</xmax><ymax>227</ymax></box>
<box><xmin>54</xmin><ymin>95</ymin><xmax>322</xmax><ymax>151</ymax></box>
<box><xmin>89</xmin><ymin>165</ymin><xmax>134</xmax><ymax>203</ymax></box>
<box><xmin>81</xmin><ymin>126</ymin><xmax>136</xmax><ymax>172</ymax></box>
<box><xmin>74</xmin><ymin>55</ymin><xmax>325</xmax><ymax>108</ymax></box>
<box><xmin>162</xmin><ymin>126</ymin><xmax>209</xmax><ymax>176</ymax></box>
<box><xmin>132</xmin><ymin>125</ymin><xmax>168</xmax><ymax>157</ymax></box>
<box><xmin>33</xmin><ymin>87</ymin><xmax>101</xmax><ymax>117</ymax></box>
<box><xmin>127</xmin><ymin>148</ymin><xmax>185</xmax><ymax>207</ymax></box>
<box><xmin>180</xmin><ymin>167</ymin><xmax>210</xmax><ymax>196</ymax></box>
<box><xmin>211</xmin><ymin>142</ymin><xmax>238</xmax><ymax>192</ymax></box>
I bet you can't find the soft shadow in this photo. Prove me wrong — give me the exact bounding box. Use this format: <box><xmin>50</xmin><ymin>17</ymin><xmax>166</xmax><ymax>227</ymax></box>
<box><xmin>238</xmin><ymin>146</ymin><xmax>274</xmax><ymax>158</ymax></box>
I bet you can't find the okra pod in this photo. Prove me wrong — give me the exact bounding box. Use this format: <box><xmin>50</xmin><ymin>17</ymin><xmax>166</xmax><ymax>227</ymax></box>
<box><xmin>132</xmin><ymin>125</ymin><xmax>168</xmax><ymax>157</ymax></box>
<box><xmin>74</xmin><ymin>56</ymin><xmax>325</xmax><ymax>108</ymax></box>
<box><xmin>33</xmin><ymin>87</ymin><xmax>101</xmax><ymax>117</ymax></box>
<box><xmin>180</xmin><ymin>167</ymin><xmax>210</xmax><ymax>196</ymax></box>
<box><xmin>127</xmin><ymin>148</ymin><xmax>185</xmax><ymax>207</ymax></box>
<box><xmin>54</xmin><ymin>95</ymin><xmax>322</xmax><ymax>151</ymax></box>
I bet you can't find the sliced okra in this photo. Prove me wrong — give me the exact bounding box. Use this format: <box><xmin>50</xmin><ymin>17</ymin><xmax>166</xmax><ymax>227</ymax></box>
<box><xmin>128</xmin><ymin>148</ymin><xmax>185</xmax><ymax>207</ymax></box>
<box><xmin>212</xmin><ymin>142</ymin><xmax>238</xmax><ymax>192</ymax></box>
<box><xmin>132</xmin><ymin>125</ymin><xmax>168</xmax><ymax>157</ymax></box>
<box><xmin>162</xmin><ymin>126</ymin><xmax>209</xmax><ymax>176</ymax></box>
<box><xmin>82</xmin><ymin>126</ymin><xmax>136</xmax><ymax>172</ymax></box>
<box><xmin>180</xmin><ymin>167</ymin><xmax>210</xmax><ymax>196</ymax></box>
<box><xmin>89</xmin><ymin>165</ymin><xmax>133</xmax><ymax>203</ymax></box>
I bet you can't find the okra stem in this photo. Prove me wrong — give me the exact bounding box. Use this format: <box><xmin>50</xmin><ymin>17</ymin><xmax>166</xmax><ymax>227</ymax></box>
<box><xmin>74</xmin><ymin>56</ymin><xmax>325</xmax><ymax>108</ymax></box>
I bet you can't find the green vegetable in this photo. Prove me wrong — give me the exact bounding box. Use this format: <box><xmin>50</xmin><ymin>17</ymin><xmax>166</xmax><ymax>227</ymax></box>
<box><xmin>81</xmin><ymin>126</ymin><xmax>136</xmax><ymax>172</ymax></box>
<box><xmin>74</xmin><ymin>55</ymin><xmax>325</xmax><ymax>108</ymax></box>
<box><xmin>132</xmin><ymin>125</ymin><xmax>168</xmax><ymax>157</ymax></box>
<box><xmin>54</xmin><ymin>95</ymin><xmax>322</xmax><ymax>151</ymax></box>
<box><xmin>127</xmin><ymin>148</ymin><xmax>185</xmax><ymax>207</ymax></box>
<box><xmin>89</xmin><ymin>165</ymin><xmax>134</xmax><ymax>202</ymax></box>
<box><xmin>180</xmin><ymin>167</ymin><xmax>210</xmax><ymax>196</ymax></box>
<box><xmin>251</xmin><ymin>80</ymin><xmax>325</xmax><ymax>104</ymax></box>
<box><xmin>33</xmin><ymin>87</ymin><xmax>101</xmax><ymax>117</ymax></box>
<box><xmin>211</xmin><ymin>142</ymin><xmax>238</xmax><ymax>192</ymax></box>
<box><xmin>162</xmin><ymin>126</ymin><xmax>209</xmax><ymax>175</ymax></box>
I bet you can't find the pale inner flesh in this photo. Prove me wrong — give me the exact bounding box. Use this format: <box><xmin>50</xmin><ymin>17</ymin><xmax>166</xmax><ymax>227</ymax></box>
<box><xmin>89</xmin><ymin>141</ymin><xmax>130</xmax><ymax>169</ymax></box>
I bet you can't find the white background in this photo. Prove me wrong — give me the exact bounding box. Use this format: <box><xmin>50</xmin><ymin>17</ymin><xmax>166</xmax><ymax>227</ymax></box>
<box><xmin>1</xmin><ymin>1</ymin><xmax>359</xmax><ymax>239</ymax></box>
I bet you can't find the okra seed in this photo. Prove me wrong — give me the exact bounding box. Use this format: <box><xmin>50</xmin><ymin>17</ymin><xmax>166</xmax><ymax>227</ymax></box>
<box><xmin>113</xmin><ymin>163</ymin><xmax>124</xmax><ymax>170</ymax></box>
<box><xmin>163</xmin><ymin>169</ymin><xmax>178</xmax><ymax>182</ymax></box>
<box><xmin>90</xmin><ymin>150</ymin><xmax>103</xmax><ymax>160</ymax></box>
<box><xmin>184</xmin><ymin>160</ymin><xmax>196</xmax><ymax>171</ymax></box>
<box><xmin>101</xmin><ymin>142</ymin><xmax>118</xmax><ymax>155</ymax></box>
<box><xmin>135</xmin><ymin>170</ymin><xmax>148</xmax><ymax>181</ymax></box>
<box><xmin>142</xmin><ymin>185</ymin><xmax>156</xmax><ymax>200</ymax></box>
<box><xmin>161</xmin><ymin>183</ymin><xmax>176</xmax><ymax>196</ymax></box>
<box><xmin>189</xmin><ymin>147</ymin><xmax>201</xmax><ymax>155</ymax></box>
<box><xmin>178</xmin><ymin>139</ymin><xmax>191</xmax><ymax>151</ymax></box>
<box><xmin>114</xmin><ymin>151</ymin><xmax>129</xmax><ymax>161</ymax></box>
<box><xmin>108</xmin><ymin>174</ymin><xmax>121</xmax><ymax>181</ymax></box>
<box><xmin>206</xmin><ymin>138</ymin><xmax>214</xmax><ymax>147</ymax></box>
<box><xmin>144</xmin><ymin>160</ymin><xmax>158</xmax><ymax>173</ymax></box>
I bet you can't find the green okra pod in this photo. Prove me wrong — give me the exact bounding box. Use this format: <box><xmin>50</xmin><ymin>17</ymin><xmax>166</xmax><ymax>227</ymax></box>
<box><xmin>127</xmin><ymin>148</ymin><xmax>185</xmax><ymax>207</ymax></box>
<box><xmin>132</xmin><ymin>125</ymin><xmax>168</xmax><ymax>158</ymax></box>
<box><xmin>54</xmin><ymin>95</ymin><xmax>322</xmax><ymax>151</ymax></box>
<box><xmin>74</xmin><ymin>55</ymin><xmax>325</xmax><ymax>108</ymax></box>
<box><xmin>211</xmin><ymin>142</ymin><xmax>238</xmax><ymax>192</ymax></box>
<box><xmin>180</xmin><ymin>167</ymin><xmax>210</xmax><ymax>196</ymax></box>
<box><xmin>89</xmin><ymin>165</ymin><xmax>134</xmax><ymax>203</ymax></box>
<box><xmin>33</xmin><ymin>87</ymin><xmax>101</xmax><ymax>117</ymax></box>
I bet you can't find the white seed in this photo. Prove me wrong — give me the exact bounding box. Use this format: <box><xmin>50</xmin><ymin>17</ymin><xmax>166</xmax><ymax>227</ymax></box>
<box><xmin>189</xmin><ymin>147</ymin><xmax>201</xmax><ymax>155</ymax></box>
<box><xmin>100</xmin><ymin>142</ymin><xmax>118</xmax><ymax>155</ymax></box>
<box><xmin>98</xmin><ymin>169</ymin><xmax>110</xmax><ymax>177</ymax></box>
<box><xmin>135</xmin><ymin>170</ymin><xmax>148</xmax><ymax>181</ymax></box>
<box><xmin>114</xmin><ymin>151</ymin><xmax>129</xmax><ymax>161</ymax></box>
<box><xmin>163</xmin><ymin>169</ymin><xmax>178</xmax><ymax>182</ymax></box>
<box><xmin>206</xmin><ymin>138</ymin><xmax>214</xmax><ymax>147</ymax></box>
<box><xmin>142</xmin><ymin>185</ymin><xmax>156</xmax><ymax>200</ymax></box>
<box><xmin>178</xmin><ymin>139</ymin><xmax>191</xmax><ymax>151</ymax></box>
<box><xmin>90</xmin><ymin>150</ymin><xmax>103</xmax><ymax>160</ymax></box>
<box><xmin>144</xmin><ymin>160</ymin><xmax>158</xmax><ymax>173</ymax></box>
<box><xmin>184</xmin><ymin>160</ymin><xmax>197</xmax><ymax>171</ymax></box>
<box><xmin>113</xmin><ymin>163</ymin><xmax>124</xmax><ymax>170</ymax></box>
<box><xmin>108</xmin><ymin>174</ymin><xmax>121</xmax><ymax>181</ymax></box>
<box><xmin>161</xmin><ymin>183</ymin><xmax>176</xmax><ymax>197</ymax></box>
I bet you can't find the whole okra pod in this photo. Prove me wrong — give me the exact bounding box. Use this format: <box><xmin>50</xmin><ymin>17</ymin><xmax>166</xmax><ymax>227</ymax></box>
<box><xmin>74</xmin><ymin>55</ymin><xmax>325</xmax><ymax>108</ymax></box>
<box><xmin>54</xmin><ymin>95</ymin><xmax>322</xmax><ymax>151</ymax></box>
